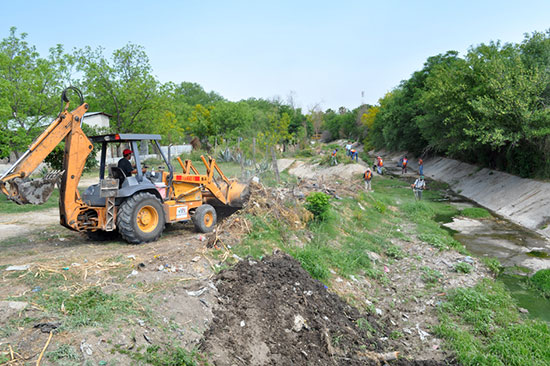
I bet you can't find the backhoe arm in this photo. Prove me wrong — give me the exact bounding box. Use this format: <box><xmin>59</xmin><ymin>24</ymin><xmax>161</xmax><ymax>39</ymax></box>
<box><xmin>0</xmin><ymin>88</ymin><xmax>91</xmax><ymax>207</ymax></box>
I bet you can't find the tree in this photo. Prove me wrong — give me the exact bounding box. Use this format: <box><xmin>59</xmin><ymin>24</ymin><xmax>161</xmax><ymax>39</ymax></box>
<box><xmin>0</xmin><ymin>27</ymin><xmax>67</xmax><ymax>158</ymax></box>
<box><xmin>75</xmin><ymin>43</ymin><xmax>159</xmax><ymax>133</ymax></box>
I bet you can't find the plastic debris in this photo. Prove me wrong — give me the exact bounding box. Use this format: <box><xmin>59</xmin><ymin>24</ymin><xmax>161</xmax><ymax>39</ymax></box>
<box><xmin>127</xmin><ymin>270</ymin><xmax>138</xmax><ymax>278</ymax></box>
<box><xmin>416</xmin><ymin>323</ymin><xmax>430</xmax><ymax>341</ymax></box>
<box><xmin>5</xmin><ymin>264</ymin><xmax>30</xmax><ymax>271</ymax></box>
<box><xmin>191</xmin><ymin>256</ymin><xmax>201</xmax><ymax>262</ymax></box>
<box><xmin>186</xmin><ymin>288</ymin><xmax>208</xmax><ymax>297</ymax></box>
<box><xmin>240</xmin><ymin>320</ymin><xmax>246</xmax><ymax>327</ymax></box>
<box><xmin>32</xmin><ymin>286</ymin><xmax>42</xmax><ymax>292</ymax></box>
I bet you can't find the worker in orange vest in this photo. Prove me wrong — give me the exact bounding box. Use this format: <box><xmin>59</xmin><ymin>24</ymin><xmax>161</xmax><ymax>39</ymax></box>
<box><xmin>402</xmin><ymin>156</ymin><xmax>408</xmax><ymax>174</ymax></box>
<box><xmin>330</xmin><ymin>148</ymin><xmax>339</xmax><ymax>166</ymax></box>
<box><xmin>364</xmin><ymin>167</ymin><xmax>373</xmax><ymax>191</ymax></box>
<box><xmin>376</xmin><ymin>156</ymin><xmax>384</xmax><ymax>174</ymax></box>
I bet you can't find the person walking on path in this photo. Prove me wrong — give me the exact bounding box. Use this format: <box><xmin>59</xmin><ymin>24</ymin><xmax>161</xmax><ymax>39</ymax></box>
<box><xmin>364</xmin><ymin>167</ymin><xmax>373</xmax><ymax>191</ymax></box>
<box><xmin>350</xmin><ymin>148</ymin><xmax>358</xmax><ymax>162</ymax></box>
<box><xmin>411</xmin><ymin>175</ymin><xmax>426</xmax><ymax>200</ymax></box>
<box><xmin>418</xmin><ymin>158</ymin><xmax>424</xmax><ymax>176</ymax></box>
<box><xmin>330</xmin><ymin>148</ymin><xmax>339</xmax><ymax>166</ymax></box>
<box><xmin>402</xmin><ymin>156</ymin><xmax>408</xmax><ymax>174</ymax></box>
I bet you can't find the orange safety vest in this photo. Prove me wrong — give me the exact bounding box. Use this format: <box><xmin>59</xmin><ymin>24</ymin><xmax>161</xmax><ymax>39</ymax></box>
<box><xmin>332</xmin><ymin>150</ymin><xmax>337</xmax><ymax>156</ymax></box>
<box><xmin>364</xmin><ymin>170</ymin><xmax>372</xmax><ymax>180</ymax></box>
<box><xmin>403</xmin><ymin>158</ymin><xmax>408</xmax><ymax>166</ymax></box>
<box><xmin>378</xmin><ymin>158</ymin><xmax>383</xmax><ymax>167</ymax></box>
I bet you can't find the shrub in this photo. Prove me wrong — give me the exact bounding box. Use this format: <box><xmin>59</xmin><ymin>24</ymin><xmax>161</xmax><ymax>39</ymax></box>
<box><xmin>454</xmin><ymin>262</ymin><xmax>473</xmax><ymax>274</ymax></box>
<box><xmin>305</xmin><ymin>192</ymin><xmax>331</xmax><ymax>221</ymax></box>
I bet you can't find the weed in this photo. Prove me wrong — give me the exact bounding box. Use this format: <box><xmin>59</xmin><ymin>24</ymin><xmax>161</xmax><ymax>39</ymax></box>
<box><xmin>46</xmin><ymin>344</ymin><xmax>82</xmax><ymax>364</ymax></box>
<box><xmin>454</xmin><ymin>262</ymin><xmax>473</xmax><ymax>274</ymax></box>
<box><xmin>421</xmin><ymin>266</ymin><xmax>442</xmax><ymax>284</ymax></box>
<box><xmin>481</xmin><ymin>257</ymin><xmax>503</xmax><ymax>276</ymax></box>
<box><xmin>385</xmin><ymin>246</ymin><xmax>406</xmax><ymax>260</ymax></box>
<box><xmin>332</xmin><ymin>333</ymin><xmax>343</xmax><ymax>346</ymax></box>
<box><xmin>116</xmin><ymin>344</ymin><xmax>204</xmax><ymax>366</ymax></box>
<box><xmin>390</xmin><ymin>330</ymin><xmax>403</xmax><ymax>339</ymax></box>
<box><xmin>356</xmin><ymin>317</ymin><xmax>376</xmax><ymax>334</ymax></box>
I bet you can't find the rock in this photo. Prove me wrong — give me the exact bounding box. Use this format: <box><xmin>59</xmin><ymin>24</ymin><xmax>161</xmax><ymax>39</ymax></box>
<box><xmin>292</xmin><ymin>315</ymin><xmax>307</xmax><ymax>332</ymax></box>
<box><xmin>240</xmin><ymin>320</ymin><xmax>246</xmax><ymax>327</ymax></box>
<box><xmin>518</xmin><ymin>307</ymin><xmax>529</xmax><ymax>314</ymax></box>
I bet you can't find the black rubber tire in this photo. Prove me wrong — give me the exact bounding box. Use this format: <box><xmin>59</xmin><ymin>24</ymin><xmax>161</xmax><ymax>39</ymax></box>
<box><xmin>192</xmin><ymin>204</ymin><xmax>217</xmax><ymax>233</ymax></box>
<box><xmin>116</xmin><ymin>192</ymin><xmax>165</xmax><ymax>244</ymax></box>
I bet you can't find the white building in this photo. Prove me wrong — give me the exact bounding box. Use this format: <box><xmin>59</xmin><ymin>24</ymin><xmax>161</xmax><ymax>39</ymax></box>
<box><xmin>82</xmin><ymin>112</ymin><xmax>112</xmax><ymax>130</ymax></box>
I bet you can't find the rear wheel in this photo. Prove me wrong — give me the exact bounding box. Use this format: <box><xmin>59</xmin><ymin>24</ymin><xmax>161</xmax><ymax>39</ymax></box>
<box><xmin>117</xmin><ymin>192</ymin><xmax>165</xmax><ymax>244</ymax></box>
<box><xmin>192</xmin><ymin>204</ymin><xmax>217</xmax><ymax>233</ymax></box>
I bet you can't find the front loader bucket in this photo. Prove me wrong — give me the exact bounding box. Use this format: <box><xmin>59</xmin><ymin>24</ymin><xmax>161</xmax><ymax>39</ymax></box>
<box><xmin>10</xmin><ymin>171</ymin><xmax>63</xmax><ymax>205</ymax></box>
<box><xmin>226</xmin><ymin>181</ymin><xmax>250</xmax><ymax>208</ymax></box>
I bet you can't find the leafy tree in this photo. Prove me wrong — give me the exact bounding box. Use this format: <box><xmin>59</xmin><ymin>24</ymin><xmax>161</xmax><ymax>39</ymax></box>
<box><xmin>75</xmin><ymin>43</ymin><xmax>158</xmax><ymax>133</ymax></box>
<box><xmin>0</xmin><ymin>27</ymin><xmax>67</xmax><ymax>158</ymax></box>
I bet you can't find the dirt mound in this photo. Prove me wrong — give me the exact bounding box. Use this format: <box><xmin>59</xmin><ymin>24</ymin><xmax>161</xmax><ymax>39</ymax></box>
<box><xmin>200</xmin><ymin>253</ymin><xmax>454</xmax><ymax>365</ymax></box>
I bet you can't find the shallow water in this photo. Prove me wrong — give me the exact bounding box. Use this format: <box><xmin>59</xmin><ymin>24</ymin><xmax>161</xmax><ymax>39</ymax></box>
<box><xmin>440</xmin><ymin>200</ymin><xmax>550</xmax><ymax>321</ymax></box>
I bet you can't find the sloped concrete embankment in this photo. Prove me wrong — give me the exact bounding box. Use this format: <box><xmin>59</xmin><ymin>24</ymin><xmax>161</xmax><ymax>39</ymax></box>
<box><xmin>419</xmin><ymin>157</ymin><xmax>550</xmax><ymax>239</ymax></box>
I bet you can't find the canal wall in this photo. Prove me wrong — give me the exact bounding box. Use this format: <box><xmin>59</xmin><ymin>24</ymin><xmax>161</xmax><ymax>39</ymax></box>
<box><xmin>382</xmin><ymin>153</ymin><xmax>550</xmax><ymax>239</ymax></box>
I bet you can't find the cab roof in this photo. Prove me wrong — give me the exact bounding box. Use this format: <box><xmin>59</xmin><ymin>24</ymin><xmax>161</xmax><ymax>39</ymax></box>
<box><xmin>89</xmin><ymin>133</ymin><xmax>162</xmax><ymax>143</ymax></box>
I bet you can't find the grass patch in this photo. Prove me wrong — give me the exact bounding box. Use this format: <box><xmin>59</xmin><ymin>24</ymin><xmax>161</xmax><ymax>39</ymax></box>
<box><xmin>116</xmin><ymin>344</ymin><xmax>204</xmax><ymax>366</ymax></box>
<box><xmin>21</xmin><ymin>286</ymin><xmax>146</xmax><ymax>328</ymax></box>
<box><xmin>435</xmin><ymin>279</ymin><xmax>550</xmax><ymax>365</ymax></box>
<box><xmin>530</xmin><ymin>269</ymin><xmax>550</xmax><ymax>298</ymax></box>
<box><xmin>461</xmin><ymin>207</ymin><xmax>491</xmax><ymax>219</ymax></box>
<box><xmin>0</xmin><ymin>189</ymin><xmax>59</xmax><ymax>214</ymax></box>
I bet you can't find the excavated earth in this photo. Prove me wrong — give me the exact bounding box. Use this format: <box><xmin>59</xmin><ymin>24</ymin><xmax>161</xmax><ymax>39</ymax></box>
<box><xmin>201</xmin><ymin>253</ymin><xmax>456</xmax><ymax>366</ymax></box>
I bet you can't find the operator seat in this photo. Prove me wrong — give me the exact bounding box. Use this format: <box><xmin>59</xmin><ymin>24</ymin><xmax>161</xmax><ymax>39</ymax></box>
<box><xmin>109</xmin><ymin>166</ymin><xmax>126</xmax><ymax>188</ymax></box>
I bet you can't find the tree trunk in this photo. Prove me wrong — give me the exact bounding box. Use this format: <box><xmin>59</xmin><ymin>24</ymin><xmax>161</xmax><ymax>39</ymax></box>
<box><xmin>271</xmin><ymin>146</ymin><xmax>280</xmax><ymax>183</ymax></box>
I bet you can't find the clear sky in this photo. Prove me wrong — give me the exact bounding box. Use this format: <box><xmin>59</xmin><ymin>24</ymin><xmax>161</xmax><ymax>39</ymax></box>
<box><xmin>1</xmin><ymin>0</ymin><xmax>549</xmax><ymax>111</ymax></box>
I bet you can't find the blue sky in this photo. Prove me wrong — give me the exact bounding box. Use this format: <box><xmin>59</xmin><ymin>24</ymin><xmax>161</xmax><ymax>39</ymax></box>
<box><xmin>1</xmin><ymin>0</ymin><xmax>549</xmax><ymax>110</ymax></box>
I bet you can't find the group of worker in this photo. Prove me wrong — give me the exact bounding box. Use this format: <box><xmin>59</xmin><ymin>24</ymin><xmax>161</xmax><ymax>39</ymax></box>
<box><xmin>363</xmin><ymin>155</ymin><xmax>426</xmax><ymax>200</ymax></box>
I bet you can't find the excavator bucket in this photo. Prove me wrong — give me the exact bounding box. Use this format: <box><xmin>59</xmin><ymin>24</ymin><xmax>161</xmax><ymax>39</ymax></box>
<box><xmin>9</xmin><ymin>171</ymin><xmax>63</xmax><ymax>205</ymax></box>
<box><xmin>226</xmin><ymin>181</ymin><xmax>250</xmax><ymax>208</ymax></box>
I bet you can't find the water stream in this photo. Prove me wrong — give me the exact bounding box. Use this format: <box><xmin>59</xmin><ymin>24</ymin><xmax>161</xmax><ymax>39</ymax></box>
<box><xmin>438</xmin><ymin>198</ymin><xmax>550</xmax><ymax>321</ymax></box>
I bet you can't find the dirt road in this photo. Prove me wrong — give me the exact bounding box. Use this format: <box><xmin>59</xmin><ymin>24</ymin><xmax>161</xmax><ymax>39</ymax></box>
<box><xmin>0</xmin><ymin>177</ymin><xmax>99</xmax><ymax>242</ymax></box>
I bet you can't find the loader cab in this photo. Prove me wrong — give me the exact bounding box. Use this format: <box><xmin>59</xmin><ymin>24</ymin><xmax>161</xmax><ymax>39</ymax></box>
<box><xmin>82</xmin><ymin>134</ymin><xmax>174</xmax><ymax>207</ymax></box>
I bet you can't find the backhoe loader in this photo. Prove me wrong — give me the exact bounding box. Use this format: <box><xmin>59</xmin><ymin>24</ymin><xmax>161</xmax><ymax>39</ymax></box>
<box><xmin>0</xmin><ymin>87</ymin><xmax>249</xmax><ymax>244</ymax></box>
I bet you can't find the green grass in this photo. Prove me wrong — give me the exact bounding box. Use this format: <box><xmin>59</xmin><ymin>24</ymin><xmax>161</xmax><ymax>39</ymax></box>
<box><xmin>0</xmin><ymin>188</ymin><xmax>60</xmax><ymax>214</ymax></box>
<box><xmin>530</xmin><ymin>269</ymin><xmax>550</xmax><ymax>298</ymax></box>
<box><xmin>461</xmin><ymin>207</ymin><xmax>491</xmax><ymax>219</ymax></box>
<box><xmin>435</xmin><ymin>279</ymin><xmax>550</xmax><ymax>365</ymax></box>
<box><xmin>13</xmin><ymin>286</ymin><xmax>147</xmax><ymax>329</ymax></box>
<box><xmin>115</xmin><ymin>344</ymin><xmax>204</xmax><ymax>366</ymax></box>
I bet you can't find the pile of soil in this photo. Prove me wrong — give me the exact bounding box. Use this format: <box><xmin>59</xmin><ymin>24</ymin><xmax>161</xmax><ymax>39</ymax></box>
<box><xmin>200</xmin><ymin>253</ymin><xmax>454</xmax><ymax>365</ymax></box>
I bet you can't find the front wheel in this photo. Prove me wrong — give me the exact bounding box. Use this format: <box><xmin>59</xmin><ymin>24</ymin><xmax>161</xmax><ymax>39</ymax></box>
<box><xmin>117</xmin><ymin>192</ymin><xmax>165</xmax><ymax>244</ymax></box>
<box><xmin>192</xmin><ymin>204</ymin><xmax>217</xmax><ymax>233</ymax></box>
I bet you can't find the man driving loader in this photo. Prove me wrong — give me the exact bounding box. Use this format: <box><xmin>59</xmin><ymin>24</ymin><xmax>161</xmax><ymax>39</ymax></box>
<box><xmin>118</xmin><ymin>148</ymin><xmax>146</xmax><ymax>176</ymax></box>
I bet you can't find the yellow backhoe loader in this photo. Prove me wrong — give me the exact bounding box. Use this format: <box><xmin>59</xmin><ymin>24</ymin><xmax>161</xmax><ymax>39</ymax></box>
<box><xmin>0</xmin><ymin>87</ymin><xmax>249</xmax><ymax>243</ymax></box>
